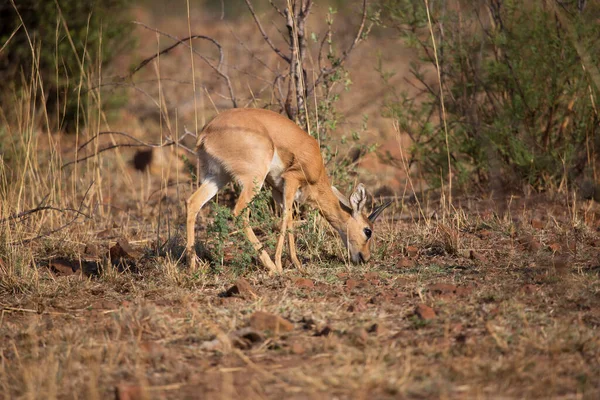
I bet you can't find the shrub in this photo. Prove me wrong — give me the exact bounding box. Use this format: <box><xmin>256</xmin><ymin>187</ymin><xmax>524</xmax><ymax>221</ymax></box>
<box><xmin>380</xmin><ymin>0</ymin><xmax>600</xmax><ymax>191</ymax></box>
<box><xmin>0</xmin><ymin>0</ymin><xmax>133</xmax><ymax>132</ymax></box>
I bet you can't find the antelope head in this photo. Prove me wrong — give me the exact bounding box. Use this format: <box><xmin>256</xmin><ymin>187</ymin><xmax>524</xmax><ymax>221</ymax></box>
<box><xmin>332</xmin><ymin>184</ymin><xmax>392</xmax><ymax>264</ymax></box>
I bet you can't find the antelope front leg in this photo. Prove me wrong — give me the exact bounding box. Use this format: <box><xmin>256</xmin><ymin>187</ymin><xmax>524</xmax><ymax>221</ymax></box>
<box><xmin>275</xmin><ymin>179</ymin><xmax>300</xmax><ymax>272</ymax></box>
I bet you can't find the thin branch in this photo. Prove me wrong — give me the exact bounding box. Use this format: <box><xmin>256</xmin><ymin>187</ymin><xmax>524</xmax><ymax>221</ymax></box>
<box><xmin>133</xmin><ymin>21</ymin><xmax>237</xmax><ymax>108</ymax></box>
<box><xmin>309</xmin><ymin>0</ymin><xmax>368</xmax><ymax>94</ymax></box>
<box><xmin>12</xmin><ymin>180</ymin><xmax>95</xmax><ymax>245</ymax></box>
<box><xmin>62</xmin><ymin>130</ymin><xmax>198</xmax><ymax>170</ymax></box>
<box><xmin>244</xmin><ymin>0</ymin><xmax>291</xmax><ymax>63</ymax></box>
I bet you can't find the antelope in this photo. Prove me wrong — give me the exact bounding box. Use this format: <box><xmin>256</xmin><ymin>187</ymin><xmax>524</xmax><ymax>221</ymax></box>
<box><xmin>185</xmin><ymin>108</ymin><xmax>391</xmax><ymax>273</ymax></box>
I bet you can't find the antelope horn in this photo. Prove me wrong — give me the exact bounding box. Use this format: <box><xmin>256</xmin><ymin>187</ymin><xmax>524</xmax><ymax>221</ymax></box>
<box><xmin>368</xmin><ymin>200</ymin><xmax>393</xmax><ymax>222</ymax></box>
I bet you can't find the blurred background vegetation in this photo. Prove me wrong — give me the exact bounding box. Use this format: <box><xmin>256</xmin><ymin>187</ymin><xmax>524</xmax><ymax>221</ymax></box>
<box><xmin>1</xmin><ymin>0</ymin><xmax>598</xmax><ymax>196</ymax></box>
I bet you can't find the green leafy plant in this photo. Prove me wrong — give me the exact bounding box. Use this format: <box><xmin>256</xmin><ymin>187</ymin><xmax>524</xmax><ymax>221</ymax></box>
<box><xmin>380</xmin><ymin>0</ymin><xmax>600</xmax><ymax>191</ymax></box>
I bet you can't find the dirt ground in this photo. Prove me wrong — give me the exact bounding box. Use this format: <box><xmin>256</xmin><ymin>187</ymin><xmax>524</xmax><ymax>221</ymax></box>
<box><xmin>1</xmin><ymin>194</ymin><xmax>599</xmax><ymax>399</ymax></box>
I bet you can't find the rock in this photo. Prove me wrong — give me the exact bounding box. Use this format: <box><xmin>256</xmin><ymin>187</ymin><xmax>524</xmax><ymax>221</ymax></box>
<box><xmin>428</xmin><ymin>283</ymin><xmax>457</xmax><ymax>296</ymax></box>
<box><xmin>349</xmin><ymin>327</ymin><xmax>368</xmax><ymax>346</ymax></box>
<box><xmin>48</xmin><ymin>258</ymin><xmax>82</xmax><ymax>277</ymax></box>
<box><xmin>469</xmin><ymin>250</ymin><xmax>486</xmax><ymax>262</ymax></box>
<box><xmin>115</xmin><ymin>384</ymin><xmax>144</xmax><ymax>400</ymax></box>
<box><xmin>521</xmin><ymin>284</ymin><xmax>540</xmax><ymax>295</ymax></box>
<box><xmin>84</xmin><ymin>243</ymin><xmax>100</xmax><ymax>257</ymax></box>
<box><xmin>478</xmin><ymin>230</ymin><xmax>492</xmax><ymax>239</ymax></box>
<box><xmin>548</xmin><ymin>242</ymin><xmax>561</xmax><ymax>252</ymax></box>
<box><xmin>314</xmin><ymin>326</ymin><xmax>333</xmax><ymax>337</ymax></box>
<box><xmin>518</xmin><ymin>235</ymin><xmax>541</xmax><ymax>252</ymax></box>
<box><xmin>531</xmin><ymin>219</ymin><xmax>545</xmax><ymax>229</ymax></box>
<box><xmin>336</xmin><ymin>272</ymin><xmax>349</xmax><ymax>280</ymax></box>
<box><xmin>347</xmin><ymin>297</ymin><xmax>367</xmax><ymax>312</ymax></box>
<box><xmin>290</xmin><ymin>341</ymin><xmax>305</xmax><ymax>355</ymax></box>
<box><xmin>222</xmin><ymin>278</ymin><xmax>257</xmax><ymax>299</ymax></box>
<box><xmin>364</xmin><ymin>272</ymin><xmax>379</xmax><ymax>281</ymax></box>
<box><xmin>294</xmin><ymin>278</ymin><xmax>314</xmax><ymax>289</ymax></box>
<box><xmin>345</xmin><ymin>279</ymin><xmax>359</xmax><ymax>291</ymax></box>
<box><xmin>455</xmin><ymin>285</ymin><xmax>474</xmax><ymax>297</ymax></box>
<box><xmin>229</xmin><ymin>328</ymin><xmax>264</xmax><ymax>349</ymax></box>
<box><xmin>406</xmin><ymin>245</ymin><xmax>419</xmax><ymax>258</ymax></box>
<box><xmin>396</xmin><ymin>257</ymin><xmax>414</xmax><ymax>268</ymax></box>
<box><xmin>109</xmin><ymin>238</ymin><xmax>141</xmax><ymax>260</ymax></box>
<box><xmin>415</xmin><ymin>303</ymin><xmax>436</xmax><ymax>320</ymax></box>
<box><xmin>249</xmin><ymin>311</ymin><xmax>294</xmax><ymax>333</ymax></box>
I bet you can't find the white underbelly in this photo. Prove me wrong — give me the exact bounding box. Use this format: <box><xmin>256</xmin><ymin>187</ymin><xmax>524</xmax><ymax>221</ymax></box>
<box><xmin>267</xmin><ymin>150</ymin><xmax>285</xmax><ymax>191</ymax></box>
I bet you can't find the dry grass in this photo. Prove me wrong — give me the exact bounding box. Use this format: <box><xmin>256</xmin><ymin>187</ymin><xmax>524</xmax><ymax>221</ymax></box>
<box><xmin>1</xmin><ymin>2</ymin><xmax>600</xmax><ymax>399</ymax></box>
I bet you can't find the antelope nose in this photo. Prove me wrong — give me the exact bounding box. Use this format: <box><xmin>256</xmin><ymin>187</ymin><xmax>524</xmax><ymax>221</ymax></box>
<box><xmin>358</xmin><ymin>252</ymin><xmax>366</xmax><ymax>263</ymax></box>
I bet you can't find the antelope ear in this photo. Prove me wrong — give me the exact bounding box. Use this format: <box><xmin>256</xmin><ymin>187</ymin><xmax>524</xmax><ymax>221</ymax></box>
<box><xmin>368</xmin><ymin>200</ymin><xmax>393</xmax><ymax>222</ymax></box>
<box><xmin>331</xmin><ymin>186</ymin><xmax>351</xmax><ymax>211</ymax></box>
<box><xmin>349</xmin><ymin>183</ymin><xmax>367</xmax><ymax>216</ymax></box>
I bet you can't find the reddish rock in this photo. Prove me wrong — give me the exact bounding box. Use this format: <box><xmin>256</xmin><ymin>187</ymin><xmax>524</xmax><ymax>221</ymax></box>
<box><xmin>548</xmin><ymin>243</ymin><xmax>561</xmax><ymax>252</ymax></box>
<box><xmin>364</xmin><ymin>272</ymin><xmax>379</xmax><ymax>281</ymax></box>
<box><xmin>336</xmin><ymin>272</ymin><xmax>349</xmax><ymax>280</ymax></box>
<box><xmin>249</xmin><ymin>311</ymin><xmax>294</xmax><ymax>333</ymax></box>
<box><xmin>48</xmin><ymin>258</ymin><xmax>82</xmax><ymax>277</ymax></box>
<box><xmin>349</xmin><ymin>327</ymin><xmax>369</xmax><ymax>346</ymax></box>
<box><xmin>396</xmin><ymin>257</ymin><xmax>414</xmax><ymax>268</ymax></box>
<box><xmin>519</xmin><ymin>235</ymin><xmax>541</xmax><ymax>252</ymax></box>
<box><xmin>345</xmin><ymin>279</ymin><xmax>361</xmax><ymax>291</ymax></box>
<box><xmin>455</xmin><ymin>286</ymin><xmax>474</xmax><ymax>297</ymax></box>
<box><xmin>521</xmin><ymin>284</ymin><xmax>540</xmax><ymax>295</ymax></box>
<box><xmin>478</xmin><ymin>230</ymin><xmax>492</xmax><ymax>239</ymax></box>
<box><xmin>469</xmin><ymin>250</ymin><xmax>486</xmax><ymax>262</ymax></box>
<box><xmin>531</xmin><ymin>219</ymin><xmax>545</xmax><ymax>229</ymax></box>
<box><xmin>290</xmin><ymin>341</ymin><xmax>305</xmax><ymax>355</ymax></box>
<box><xmin>428</xmin><ymin>283</ymin><xmax>457</xmax><ymax>296</ymax></box>
<box><xmin>415</xmin><ymin>303</ymin><xmax>436</xmax><ymax>320</ymax></box>
<box><xmin>406</xmin><ymin>245</ymin><xmax>419</xmax><ymax>258</ymax></box>
<box><xmin>347</xmin><ymin>297</ymin><xmax>367</xmax><ymax>312</ymax></box>
<box><xmin>294</xmin><ymin>278</ymin><xmax>315</xmax><ymax>289</ymax></box>
<box><xmin>109</xmin><ymin>238</ymin><xmax>141</xmax><ymax>260</ymax></box>
<box><xmin>115</xmin><ymin>384</ymin><xmax>144</xmax><ymax>400</ymax></box>
<box><xmin>223</xmin><ymin>278</ymin><xmax>257</xmax><ymax>299</ymax></box>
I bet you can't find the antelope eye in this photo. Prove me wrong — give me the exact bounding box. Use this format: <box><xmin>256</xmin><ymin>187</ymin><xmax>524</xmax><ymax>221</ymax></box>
<box><xmin>363</xmin><ymin>228</ymin><xmax>372</xmax><ymax>239</ymax></box>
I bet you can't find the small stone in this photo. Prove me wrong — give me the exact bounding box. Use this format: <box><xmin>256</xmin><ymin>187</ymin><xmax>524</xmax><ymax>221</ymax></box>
<box><xmin>346</xmin><ymin>279</ymin><xmax>359</xmax><ymax>291</ymax></box>
<box><xmin>469</xmin><ymin>250</ymin><xmax>486</xmax><ymax>262</ymax></box>
<box><xmin>290</xmin><ymin>342</ymin><xmax>305</xmax><ymax>355</ymax></box>
<box><xmin>294</xmin><ymin>278</ymin><xmax>314</xmax><ymax>289</ymax></box>
<box><xmin>249</xmin><ymin>311</ymin><xmax>294</xmax><ymax>333</ymax></box>
<box><xmin>415</xmin><ymin>303</ymin><xmax>436</xmax><ymax>320</ymax></box>
<box><xmin>336</xmin><ymin>272</ymin><xmax>349</xmax><ymax>280</ymax></box>
<box><xmin>548</xmin><ymin>243</ymin><xmax>561</xmax><ymax>253</ymax></box>
<box><xmin>396</xmin><ymin>257</ymin><xmax>414</xmax><ymax>268</ymax></box>
<box><xmin>109</xmin><ymin>238</ymin><xmax>141</xmax><ymax>260</ymax></box>
<box><xmin>115</xmin><ymin>384</ymin><xmax>144</xmax><ymax>400</ymax></box>
<box><xmin>455</xmin><ymin>285</ymin><xmax>474</xmax><ymax>297</ymax></box>
<box><xmin>428</xmin><ymin>283</ymin><xmax>457</xmax><ymax>296</ymax></box>
<box><xmin>223</xmin><ymin>278</ymin><xmax>257</xmax><ymax>299</ymax></box>
<box><xmin>347</xmin><ymin>297</ymin><xmax>367</xmax><ymax>312</ymax></box>
<box><xmin>479</xmin><ymin>230</ymin><xmax>492</xmax><ymax>239</ymax></box>
<box><xmin>48</xmin><ymin>258</ymin><xmax>81</xmax><ymax>277</ymax></box>
<box><xmin>406</xmin><ymin>245</ymin><xmax>419</xmax><ymax>258</ymax></box>
<box><xmin>531</xmin><ymin>219</ymin><xmax>545</xmax><ymax>229</ymax></box>
<box><xmin>349</xmin><ymin>327</ymin><xmax>368</xmax><ymax>346</ymax></box>
<box><xmin>84</xmin><ymin>243</ymin><xmax>100</xmax><ymax>257</ymax></box>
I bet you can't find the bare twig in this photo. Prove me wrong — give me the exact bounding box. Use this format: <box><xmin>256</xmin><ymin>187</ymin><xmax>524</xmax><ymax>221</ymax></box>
<box><xmin>309</xmin><ymin>0</ymin><xmax>368</xmax><ymax>95</ymax></box>
<box><xmin>61</xmin><ymin>129</ymin><xmax>197</xmax><ymax>169</ymax></box>
<box><xmin>12</xmin><ymin>180</ymin><xmax>96</xmax><ymax>245</ymax></box>
<box><xmin>133</xmin><ymin>21</ymin><xmax>237</xmax><ymax>108</ymax></box>
<box><xmin>244</xmin><ymin>0</ymin><xmax>291</xmax><ymax>63</ymax></box>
